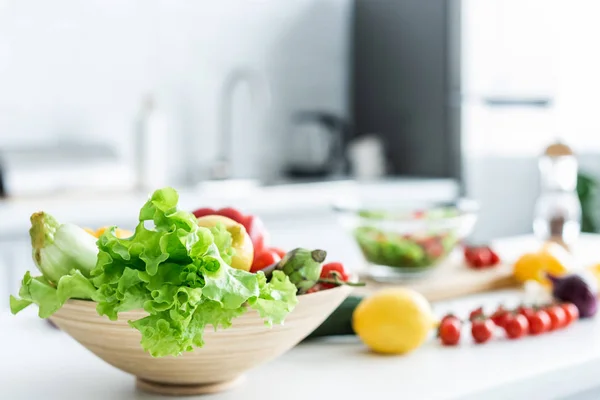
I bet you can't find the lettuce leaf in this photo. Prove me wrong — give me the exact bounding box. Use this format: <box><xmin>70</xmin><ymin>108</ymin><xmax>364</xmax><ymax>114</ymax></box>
<box><xmin>209</xmin><ymin>224</ymin><xmax>235</xmax><ymax>266</ymax></box>
<box><xmin>250</xmin><ymin>270</ymin><xmax>299</xmax><ymax>326</ymax></box>
<box><xmin>90</xmin><ymin>187</ymin><xmax>298</xmax><ymax>357</ymax></box>
<box><xmin>10</xmin><ymin>269</ymin><xmax>97</xmax><ymax>318</ymax></box>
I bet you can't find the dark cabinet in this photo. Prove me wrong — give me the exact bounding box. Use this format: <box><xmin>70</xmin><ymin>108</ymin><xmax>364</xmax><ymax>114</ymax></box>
<box><xmin>350</xmin><ymin>0</ymin><xmax>461</xmax><ymax>181</ymax></box>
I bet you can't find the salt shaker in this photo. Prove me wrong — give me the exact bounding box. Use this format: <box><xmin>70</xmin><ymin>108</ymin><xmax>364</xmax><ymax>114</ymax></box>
<box><xmin>533</xmin><ymin>141</ymin><xmax>581</xmax><ymax>250</ymax></box>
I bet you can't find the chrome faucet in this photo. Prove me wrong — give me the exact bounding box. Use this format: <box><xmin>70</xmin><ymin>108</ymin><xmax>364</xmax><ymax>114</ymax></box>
<box><xmin>210</xmin><ymin>68</ymin><xmax>271</xmax><ymax>180</ymax></box>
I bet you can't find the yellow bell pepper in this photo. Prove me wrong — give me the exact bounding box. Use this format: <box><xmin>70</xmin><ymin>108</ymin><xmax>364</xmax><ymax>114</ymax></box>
<box><xmin>196</xmin><ymin>215</ymin><xmax>254</xmax><ymax>272</ymax></box>
<box><xmin>96</xmin><ymin>226</ymin><xmax>133</xmax><ymax>238</ymax></box>
<box><xmin>513</xmin><ymin>243</ymin><xmax>571</xmax><ymax>286</ymax></box>
<box><xmin>84</xmin><ymin>226</ymin><xmax>133</xmax><ymax>239</ymax></box>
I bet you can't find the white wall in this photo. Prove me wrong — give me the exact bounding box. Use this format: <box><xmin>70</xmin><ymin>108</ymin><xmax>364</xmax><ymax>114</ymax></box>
<box><xmin>462</xmin><ymin>0</ymin><xmax>600</xmax><ymax>242</ymax></box>
<box><xmin>0</xmin><ymin>0</ymin><xmax>350</xmax><ymax>184</ymax></box>
<box><xmin>462</xmin><ymin>0</ymin><xmax>600</xmax><ymax>156</ymax></box>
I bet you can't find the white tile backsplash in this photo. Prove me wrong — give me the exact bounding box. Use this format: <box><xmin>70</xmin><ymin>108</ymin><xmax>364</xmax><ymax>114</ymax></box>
<box><xmin>0</xmin><ymin>0</ymin><xmax>350</xmax><ymax>185</ymax></box>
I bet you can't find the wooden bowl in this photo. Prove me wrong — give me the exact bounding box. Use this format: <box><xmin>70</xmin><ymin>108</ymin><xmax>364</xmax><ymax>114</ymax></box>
<box><xmin>49</xmin><ymin>284</ymin><xmax>352</xmax><ymax>396</ymax></box>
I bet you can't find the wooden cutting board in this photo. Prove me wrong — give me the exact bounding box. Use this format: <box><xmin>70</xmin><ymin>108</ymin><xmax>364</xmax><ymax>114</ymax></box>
<box><xmin>352</xmin><ymin>257</ymin><xmax>519</xmax><ymax>302</ymax></box>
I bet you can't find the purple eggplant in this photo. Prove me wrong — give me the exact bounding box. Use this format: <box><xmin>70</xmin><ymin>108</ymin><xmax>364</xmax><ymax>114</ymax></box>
<box><xmin>547</xmin><ymin>273</ymin><xmax>598</xmax><ymax>318</ymax></box>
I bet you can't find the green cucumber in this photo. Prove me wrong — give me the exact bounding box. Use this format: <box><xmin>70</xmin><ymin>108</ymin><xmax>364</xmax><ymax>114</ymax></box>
<box><xmin>303</xmin><ymin>296</ymin><xmax>363</xmax><ymax>340</ymax></box>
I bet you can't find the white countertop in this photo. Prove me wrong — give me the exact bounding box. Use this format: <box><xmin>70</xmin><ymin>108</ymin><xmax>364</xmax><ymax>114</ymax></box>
<box><xmin>3</xmin><ymin>288</ymin><xmax>600</xmax><ymax>400</ymax></box>
<box><xmin>3</xmin><ymin>194</ymin><xmax>600</xmax><ymax>400</ymax></box>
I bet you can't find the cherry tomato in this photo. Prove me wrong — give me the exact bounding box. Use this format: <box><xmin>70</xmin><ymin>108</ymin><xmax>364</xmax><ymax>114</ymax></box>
<box><xmin>305</xmin><ymin>284</ymin><xmax>323</xmax><ymax>294</ymax></box>
<box><xmin>192</xmin><ymin>207</ymin><xmax>216</xmax><ymax>218</ymax></box>
<box><xmin>560</xmin><ymin>303</ymin><xmax>579</xmax><ymax>326</ymax></box>
<box><xmin>320</xmin><ymin>262</ymin><xmax>349</xmax><ymax>281</ymax></box>
<box><xmin>469</xmin><ymin>307</ymin><xmax>484</xmax><ymax>321</ymax></box>
<box><xmin>423</xmin><ymin>240</ymin><xmax>445</xmax><ymax>259</ymax></box>
<box><xmin>527</xmin><ymin>310</ymin><xmax>551</xmax><ymax>335</ymax></box>
<box><xmin>517</xmin><ymin>306</ymin><xmax>535</xmax><ymax>319</ymax></box>
<box><xmin>489</xmin><ymin>251</ymin><xmax>500</xmax><ymax>265</ymax></box>
<box><xmin>545</xmin><ymin>305</ymin><xmax>567</xmax><ymax>330</ymax></box>
<box><xmin>490</xmin><ymin>306</ymin><xmax>510</xmax><ymax>328</ymax></box>
<box><xmin>473</xmin><ymin>249</ymin><xmax>492</xmax><ymax>267</ymax></box>
<box><xmin>440</xmin><ymin>313</ymin><xmax>459</xmax><ymax>324</ymax></box>
<box><xmin>320</xmin><ymin>262</ymin><xmax>350</xmax><ymax>289</ymax></box>
<box><xmin>270</xmin><ymin>247</ymin><xmax>287</xmax><ymax>259</ymax></box>
<box><xmin>439</xmin><ymin>316</ymin><xmax>461</xmax><ymax>346</ymax></box>
<box><xmin>216</xmin><ymin>207</ymin><xmax>245</xmax><ymax>225</ymax></box>
<box><xmin>250</xmin><ymin>249</ymin><xmax>281</xmax><ymax>273</ymax></box>
<box><xmin>464</xmin><ymin>245</ymin><xmax>500</xmax><ymax>269</ymax></box>
<box><xmin>504</xmin><ymin>314</ymin><xmax>529</xmax><ymax>339</ymax></box>
<box><xmin>471</xmin><ymin>319</ymin><xmax>494</xmax><ymax>344</ymax></box>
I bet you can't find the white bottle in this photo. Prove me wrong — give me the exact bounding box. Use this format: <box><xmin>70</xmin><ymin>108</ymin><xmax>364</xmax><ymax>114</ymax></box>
<box><xmin>135</xmin><ymin>95</ymin><xmax>169</xmax><ymax>191</ymax></box>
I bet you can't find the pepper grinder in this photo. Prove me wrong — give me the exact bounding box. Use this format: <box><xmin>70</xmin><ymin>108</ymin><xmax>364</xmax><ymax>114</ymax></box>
<box><xmin>533</xmin><ymin>141</ymin><xmax>581</xmax><ymax>251</ymax></box>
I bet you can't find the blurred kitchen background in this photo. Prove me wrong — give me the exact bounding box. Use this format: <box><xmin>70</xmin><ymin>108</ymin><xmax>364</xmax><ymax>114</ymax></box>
<box><xmin>2</xmin><ymin>0</ymin><xmax>600</xmax><ymax>305</ymax></box>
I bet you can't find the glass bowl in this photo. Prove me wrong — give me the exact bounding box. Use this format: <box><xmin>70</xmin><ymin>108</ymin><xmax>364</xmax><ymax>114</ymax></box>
<box><xmin>333</xmin><ymin>198</ymin><xmax>478</xmax><ymax>281</ymax></box>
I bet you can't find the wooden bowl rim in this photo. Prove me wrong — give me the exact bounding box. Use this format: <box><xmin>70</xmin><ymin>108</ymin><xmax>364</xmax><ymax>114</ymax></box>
<box><xmin>61</xmin><ymin>283</ymin><xmax>352</xmax><ymax>310</ymax></box>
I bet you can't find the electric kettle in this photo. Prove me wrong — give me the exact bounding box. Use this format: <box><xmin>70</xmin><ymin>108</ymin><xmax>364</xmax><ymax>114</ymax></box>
<box><xmin>284</xmin><ymin>111</ymin><xmax>350</xmax><ymax>178</ymax></box>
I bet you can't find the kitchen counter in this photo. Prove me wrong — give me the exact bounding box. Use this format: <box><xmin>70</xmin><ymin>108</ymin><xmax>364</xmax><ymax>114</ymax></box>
<box><xmin>4</xmin><ymin>234</ymin><xmax>600</xmax><ymax>400</ymax></box>
<box><xmin>3</xmin><ymin>288</ymin><xmax>600</xmax><ymax>400</ymax></box>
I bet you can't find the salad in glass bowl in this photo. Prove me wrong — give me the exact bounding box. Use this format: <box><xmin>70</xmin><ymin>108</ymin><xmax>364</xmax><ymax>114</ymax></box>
<box><xmin>334</xmin><ymin>198</ymin><xmax>478</xmax><ymax>281</ymax></box>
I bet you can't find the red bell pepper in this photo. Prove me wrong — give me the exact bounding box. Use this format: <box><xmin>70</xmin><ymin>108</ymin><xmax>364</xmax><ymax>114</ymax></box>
<box><xmin>192</xmin><ymin>208</ymin><xmax>216</xmax><ymax>218</ymax></box>
<box><xmin>270</xmin><ymin>247</ymin><xmax>287</xmax><ymax>259</ymax></box>
<box><xmin>215</xmin><ymin>207</ymin><xmax>245</xmax><ymax>226</ymax></box>
<box><xmin>250</xmin><ymin>248</ymin><xmax>282</xmax><ymax>273</ymax></box>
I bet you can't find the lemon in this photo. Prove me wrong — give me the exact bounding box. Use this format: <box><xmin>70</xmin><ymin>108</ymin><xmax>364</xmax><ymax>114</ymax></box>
<box><xmin>352</xmin><ymin>288</ymin><xmax>435</xmax><ymax>355</ymax></box>
<box><xmin>513</xmin><ymin>243</ymin><xmax>569</xmax><ymax>286</ymax></box>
